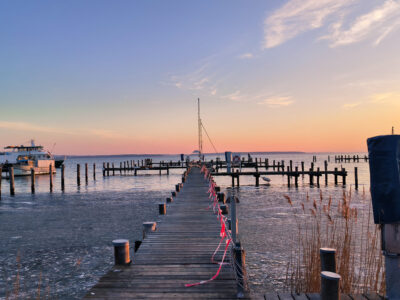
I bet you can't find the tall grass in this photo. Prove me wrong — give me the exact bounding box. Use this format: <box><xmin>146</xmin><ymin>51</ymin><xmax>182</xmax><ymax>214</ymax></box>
<box><xmin>285</xmin><ymin>188</ymin><xmax>385</xmax><ymax>295</ymax></box>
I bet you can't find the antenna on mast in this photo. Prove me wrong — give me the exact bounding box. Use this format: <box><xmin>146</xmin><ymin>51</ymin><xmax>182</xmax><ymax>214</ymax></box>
<box><xmin>198</xmin><ymin>98</ymin><xmax>203</xmax><ymax>161</ymax></box>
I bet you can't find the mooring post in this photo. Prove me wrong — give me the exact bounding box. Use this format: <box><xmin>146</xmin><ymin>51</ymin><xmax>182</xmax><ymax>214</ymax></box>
<box><xmin>77</xmin><ymin>164</ymin><xmax>81</xmax><ymax>186</ymax></box>
<box><xmin>320</xmin><ymin>271</ymin><xmax>341</xmax><ymax>300</ymax></box>
<box><xmin>324</xmin><ymin>160</ymin><xmax>328</xmax><ymax>185</ymax></box>
<box><xmin>233</xmin><ymin>241</ymin><xmax>248</xmax><ymax>298</ymax></box>
<box><xmin>230</xmin><ymin>195</ymin><xmax>238</xmax><ymax>244</ymax></box>
<box><xmin>85</xmin><ymin>163</ymin><xmax>88</xmax><ymax>184</ymax></box>
<box><xmin>112</xmin><ymin>239</ymin><xmax>131</xmax><ymax>265</ymax></box>
<box><xmin>102</xmin><ymin>162</ymin><xmax>105</xmax><ymax>177</ymax></box>
<box><xmin>93</xmin><ymin>163</ymin><xmax>96</xmax><ymax>180</ymax></box>
<box><xmin>166</xmin><ymin>197</ymin><xmax>173</xmax><ymax>203</ymax></box>
<box><xmin>295</xmin><ymin>166</ymin><xmax>299</xmax><ymax>188</ymax></box>
<box><xmin>218</xmin><ymin>192</ymin><xmax>226</xmax><ymax>204</ymax></box>
<box><xmin>31</xmin><ymin>168</ymin><xmax>35</xmax><ymax>194</ymax></box>
<box><xmin>309</xmin><ymin>168</ymin><xmax>314</xmax><ymax>186</ymax></box>
<box><xmin>49</xmin><ymin>164</ymin><xmax>53</xmax><ymax>192</ymax></box>
<box><xmin>273</xmin><ymin>160</ymin><xmax>275</xmax><ymax>170</ymax></box>
<box><xmin>220</xmin><ymin>204</ymin><xmax>229</xmax><ymax>215</ymax></box>
<box><xmin>289</xmin><ymin>160</ymin><xmax>293</xmax><ymax>172</ymax></box>
<box><xmin>334</xmin><ymin>168</ymin><xmax>338</xmax><ymax>185</ymax></box>
<box><xmin>287</xmin><ymin>166</ymin><xmax>291</xmax><ymax>188</ymax></box>
<box><xmin>342</xmin><ymin>168</ymin><xmax>346</xmax><ymax>186</ymax></box>
<box><xmin>9</xmin><ymin>167</ymin><xmax>15</xmax><ymax>196</ymax></box>
<box><xmin>317</xmin><ymin>167</ymin><xmax>320</xmax><ymax>188</ymax></box>
<box><xmin>354</xmin><ymin>167</ymin><xmax>358</xmax><ymax>190</ymax></box>
<box><xmin>119</xmin><ymin>162</ymin><xmax>122</xmax><ymax>175</ymax></box>
<box><xmin>142</xmin><ymin>222</ymin><xmax>157</xmax><ymax>239</ymax></box>
<box><xmin>236</xmin><ymin>171</ymin><xmax>240</xmax><ymax>186</ymax></box>
<box><xmin>107</xmin><ymin>162</ymin><xmax>110</xmax><ymax>176</ymax></box>
<box><xmin>61</xmin><ymin>164</ymin><xmax>65</xmax><ymax>191</ymax></box>
<box><xmin>232</xmin><ymin>175</ymin><xmax>235</xmax><ymax>187</ymax></box>
<box><xmin>255</xmin><ymin>174</ymin><xmax>259</xmax><ymax>187</ymax></box>
<box><xmin>167</xmin><ymin>165</ymin><xmax>169</xmax><ymax>175</ymax></box>
<box><xmin>320</xmin><ymin>248</ymin><xmax>336</xmax><ymax>272</ymax></box>
<box><xmin>301</xmin><ymin>161</ymin><xmax>305</xmax><ymax>176</ymax></box>
<box><xmin>0</xmin><ymin>167</ymin><xmax>2</xmax><ymax>199</ymax></box>
<box><xmin>281</xmin><ymin>160</ymin><xmax>285</xmax><ymax>171</ymax></box>
<box><xmin>159</xmin><ymin>203</ymin><xmax>166</xmax><ymax>215</ymax></box>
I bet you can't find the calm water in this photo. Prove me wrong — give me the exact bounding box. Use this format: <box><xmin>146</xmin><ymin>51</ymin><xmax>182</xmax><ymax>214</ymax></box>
<box><xmin>0</xmin><ymin>153</ymin><xmax>371</xmax><ymax>298</ymax></box>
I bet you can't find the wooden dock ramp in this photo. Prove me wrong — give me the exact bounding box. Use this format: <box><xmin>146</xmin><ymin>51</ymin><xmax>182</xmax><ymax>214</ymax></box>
<box><xmin>85</xmin><ymin>166</ymin><xmax>243</xmax><ymax>299</ymax></box>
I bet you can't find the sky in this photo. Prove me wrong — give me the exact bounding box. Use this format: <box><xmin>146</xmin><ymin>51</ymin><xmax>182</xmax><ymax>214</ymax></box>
<box><xmin>0</xmin><ymin>0</ymin><xmax>399</xmax><ymax>155</ymax></box>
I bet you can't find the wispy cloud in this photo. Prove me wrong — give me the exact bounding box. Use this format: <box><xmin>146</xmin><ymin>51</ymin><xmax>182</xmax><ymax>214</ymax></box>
<box><xmin>342</xmin><ymin>101</ymin><xmax>362</xmax><ymax>109</ymax></box>
<box><xmin>263</xmin><ymin>0</ymin><xmax>353</xmax><ymax>48</ymax></box>
<box><xmin>323</xmin><ymin>0</ymin><xmax>400</xmax><ymax>47</ymax></box>
<box><xmin>221</xmin><ymin>90</ymin><xmax>247</xmax><ymax>102</ymax></box>
<box><xmin>258</xmin><ymin>96</ymin><xmax>294</xmax><ymax>107</ymax></box>
<box><xmin>238</xmin><ymin>53</ymin><xmax>254</xmax><ymax>59</ymax></box>
<box><xmin>370</xmin><ymin>92</ymin><xmax>400</xmax><ymax>104</ymax></box>
<box><xmin>0</xmin><ymin>121</ymin><xmax>126</xmax><ymax>139</ymax></box>
<box><xmin>263</xmin><ymin>0</ymin><xmax>400</xmax><ymax>48</ymax></box>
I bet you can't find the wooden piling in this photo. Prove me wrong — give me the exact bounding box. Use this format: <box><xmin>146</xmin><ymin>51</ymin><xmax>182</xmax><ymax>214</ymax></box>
<box><xmin>107</xmin><ymin>162</ymin><xmax>110</xmax><ymax>176</ymax></box>
<box><xmin>354</xmin><ymin>167</ymin><xmax>358</xmax><ymax>190</ymax></box>
<box><xmin>320</xmin><ymin>271</ymin><xmax>341</xmax><ymax>300</ymax></box>
<box><xmin>342</xmin><ymin>168</ymin><xmax>346</xmax><ymax>186</ymax></box>
<box><xmin>289</xmin><ymin>160</ymin><xmax>293</xmax><ymax>172</ymax></box>
<box><xmin>232</xmin><ymin>175</ymin><xmax>235</xmax><ymax>187</ymax></box>
<box><xmin>61</xmin><ymin>164</ymin><xmax>65</xmax><ymax>191</ymax></box>
<box><xmin>309</xmin><ymin>168</ymin><xmax>314</xmax><ymax>186</ymax></box>
<box><xmin>77</xmin><ymin>164</ymin><xmax>81</xmax><ymax>186</ymax></box>
<box><xmin>334</xmin><ymin>167</ymin><xmax>338</xmax><ymax>185</ymax></box>
<box><xmin>10</xmin><ymin>167</ymin><xmax>15</xmax><ymax>196</ymax></box>
<box><xmin>255</xmin><ymin>174</ymin><xmax>259</xmax><ymax>187</ymax></box>
<box><xmin>159</xmin><ymin>203</ymin><xmax>166</xmax><ymax>215</ymax></box>
<box><xmin>232</xmin><ymin>243</ymin><xmax>248</xmax><ymax>297</ymax></box>
<box><xmin>301</xmin><ymin>161</ymin><xmax>305</xmax><ymax>175</ymax></box>
<box><xmin>31</xmin><ymin>168</ymin><xmax>35</xmax><ymax>194</ymax></box>
<box><xmin>102</xmin><ymin>162</ymin><xmax>105</xmax><ymax>177</ymax></box>
<box><xmin>112</xmin><ymin>239</ymin><xmax>131</xmax><ymax>265</ymax></box>
<box><xmin>320</xmin><ymin>248</ymin><xmax>336</xmax><ymax>272</ymax></box>
<box><xmin>295</xmin><ymin>167</ymin><xmax>299</xmax><ymax>188</ymax></box>
<box><xmin>142</xmin><ymin>222</ymin><xmax>157</xmax><ymax>239</ymax></box>
<box><xmin>230</xmin><ymin>195</ymin><xmax>238</xmax><ymax>244</ymax></box>
<box><xmin>0</xmin><ymin>167</ymin><xmax>2</xmax><ymax>198</ymax></box>
<box><xmin>287</xmin><ymin>166</ymin><xmax>291</xmax><ymax>188</ymax></box>
<box><xmin>93</xmin><ymin>163</ymin><xmax>96</xmax><ymax>180</ymax></box>
<box><xmin>85</xmin><ymin>163</ymin><xmax>88</xmax><ymax>184</ymax></box>
<box><xmin>49</xmin><ymin>164</ymin><xmax>53</xmax><ymax>192</ymax></box>
<box><xmin>317</xmin><ymin>167</ymin><xmax>320</xmax><ymax>188</ymax></box>
<box><xmin>324</xmin><ymin>160</ymin><xmax>328</xmax><ymax>185</ymax></box>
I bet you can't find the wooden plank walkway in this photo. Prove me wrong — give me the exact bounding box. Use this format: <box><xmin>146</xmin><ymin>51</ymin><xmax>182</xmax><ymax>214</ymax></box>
<box><xmin>85</xmin><ymin>166</ymin><xmax>242</xmax><ymax>299</ymax></box>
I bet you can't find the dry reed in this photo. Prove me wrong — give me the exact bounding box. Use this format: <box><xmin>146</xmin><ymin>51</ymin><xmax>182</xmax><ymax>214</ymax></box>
<box><xmin>285</xmin><ymin>188</ymin><xmax>385</xmax><ymax>295</ymax></box>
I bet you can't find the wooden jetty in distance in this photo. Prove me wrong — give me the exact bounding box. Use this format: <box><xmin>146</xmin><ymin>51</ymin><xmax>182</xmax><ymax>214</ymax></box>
<box><xmin>334</xmin><ymin>154</ymin><xmax>368</xmax><ymax>163</ymax></box>
<box><xmin>85</xmin><ymin>166</ymin><xmax>248</xmax><ymax>299</ymax></box>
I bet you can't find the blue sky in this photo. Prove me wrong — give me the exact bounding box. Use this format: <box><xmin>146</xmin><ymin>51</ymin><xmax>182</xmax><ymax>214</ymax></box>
<box><xmin>1</xmin><ymin>0</ymin><xmax>399</xmax><ymax>154</ymax></box>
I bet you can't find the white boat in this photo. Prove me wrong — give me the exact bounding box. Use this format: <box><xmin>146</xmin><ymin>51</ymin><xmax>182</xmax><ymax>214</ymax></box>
<box><xmin>0</xmin><ymin>140</ymin><xmax>56</xmax><ymax>176</ymax></box>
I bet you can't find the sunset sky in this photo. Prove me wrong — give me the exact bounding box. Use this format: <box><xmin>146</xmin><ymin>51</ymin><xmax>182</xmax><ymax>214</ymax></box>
<box><xmin>1</xmin><ymin>0</ymin><xmax>399</xmax><ymax>155</ymax></box>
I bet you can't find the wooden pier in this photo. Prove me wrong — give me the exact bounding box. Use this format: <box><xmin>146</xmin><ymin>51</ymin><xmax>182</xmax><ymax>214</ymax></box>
<box><xmin>85</xmin><ymin>166</ymin><xmax>245</xmax><ymax>299</ymax></box>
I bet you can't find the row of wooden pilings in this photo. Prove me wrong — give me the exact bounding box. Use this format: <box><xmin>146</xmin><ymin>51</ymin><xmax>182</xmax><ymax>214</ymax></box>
<box><xmin>335</xmin><ymin>154</ymin><xmax>369</xmax><ymax>163</ymax></box>
<box><xmin>110</xmin><ymin>168</ymin><xmax>191</xmax><ymax>266</ymax></box>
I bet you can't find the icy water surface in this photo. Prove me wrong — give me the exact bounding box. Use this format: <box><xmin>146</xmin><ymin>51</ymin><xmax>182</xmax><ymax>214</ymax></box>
<box><xmin>0</xmin><ymin>153</ymin><xmax>371</xmax><ymax>298</ymax></box>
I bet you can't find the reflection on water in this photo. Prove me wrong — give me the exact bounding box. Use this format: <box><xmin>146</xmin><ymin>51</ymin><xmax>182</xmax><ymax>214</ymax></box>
<box><xmin>0</xmin><ymin>153</ymin><xmax>370</xmax><ymax>298</ymax></box>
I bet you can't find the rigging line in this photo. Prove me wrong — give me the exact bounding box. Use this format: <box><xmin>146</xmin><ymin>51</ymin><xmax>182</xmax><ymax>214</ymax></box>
<box><xmin>201</xmin><ymin>122</ymin><xmax>218</xmax><ymax>154</ymax></box>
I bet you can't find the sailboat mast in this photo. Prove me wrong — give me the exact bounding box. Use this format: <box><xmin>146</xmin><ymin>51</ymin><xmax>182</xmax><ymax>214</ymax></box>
<box><xmin>198</xmin><ymin>98</ymin><xmax>203</xmax><ymax>160</ymax></box>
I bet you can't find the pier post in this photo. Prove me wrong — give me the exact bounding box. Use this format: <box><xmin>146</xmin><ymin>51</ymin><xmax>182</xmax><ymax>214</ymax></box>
<box><xmin>93</xmin><ymin>163</ymin><xmax>96</xmax><ymax>180</ymax></box>
<box><xmin>167</xmin><ymin>165</ymin><xmax>169</xmax><ymax>175</ymax></box>
<box><xmin>295</xmin><ymin>167</ymin><xmax>299</xmax><ymax>188</ymax></box>
<box><xmin>85</xmin><ymin>163</ymin><xmax>88</xmax><ymax>184</ymax></box>
<box><xmin>102</xmin><ymin>162</ymin><xmax>105</xmax><ymax>177</ymax></box>
<box><xmin>255</xmin><ymin>174</ymin><xmax>259</xmax><ymax>187</ymax></box>
<box><xmin>354</xmin><ymin>167</ymin><xmax>358</xmax><ymax>190</ymax></box>
<box><xmin>218</xmin><ymin>192</ymin><xmax>226</xmax><ymax>204</ymax></box>
<box><xmin>112</xmin><ymin>239</ymin><xmax>131</xmax><ymax>265</ymax></box>
<box><xmin>317</xmin><ymin>167</ymin><xmax>320</xmax><ymax>188</ymax></box>
<box><xmin>281</xmin><ymin>160</ymin><xmax>285</xmax><ymax>171</ymax></box>
<box><xmin>49</xmin><ymin>164</ymin><xmax>53</xmax><ymax>192</ymax></box>
<box><xmin>220</xmin><ymin>204</ymin><xmax>228</xmax><ymax>215</ymax></box>
<box><xmin>320</xmin><ymin>271</ymin><xmax>340</xmax><ymax>300</ymax></box>
<box><xmin>232</xmin><ymin>242</ymin><xmax>248</xmax><ymax>297</ymax></box>
<box><xmin>236</xmin><ymin>171</ymin><xmax>240</xmax><ymax>186</ymax></box>
<box><xmin>320</xmin><ymin>248</ymin><xmax>336</xmax><ymax>272</ymax></box>
<box><xmin>119</xmin><ymin>162</ymin><xmax>122</xmax><ymax>175</ymax></box>
<box><xmin>301</xmin><ymin>161</ymin><xmax>305</xmax><ymax>176</ymax></box>
<box><xmin>107</xmin><ymin>162</ymin><xmax>110</xmax><ymax>176</ymax></box>
<box><xmin>287</xmin><ymin>166</ymin><xmax>291</xmax><ymax>188</ymax></box>
<box><xmin>273</xmin><ymin>160</ymin><xmax>275</xmax><ymax>170</ymax></box>
<box><xmin>334</xmin><ymin>168</ymin><xmax>338</xmax><ymax>185</ymax></box>
<box><xmin>10</xmin><ymin>167</ymin><xmax>15</xmax><ymax>196</ymax></box>
<box><xmin>324</xmin><ymin>160</ymin><xmax>328</xmax><ymax>185</ymax></box>
<box><xmin>166</xmin><ymin>197</ymin><xmax>173</xmax><ymax>203</ymax></box>
<box><xmin>309</xmin><ymin>168</ymin><xmax>314</xmax><ymax>186</ymax></box>
<box><xmin>230</xmin><ymin>196</ymin><xmax>238</xmax><ymax>244</ymax></box>
<box><xmin>232</xmin><ymin>175</ymin><xmax>235</xmax><ymax>187</ymax></box>
<box><xmin>289</xmin><ymin>160</ymin><xmax>293</xmax><ymax>172</ymax></box>
<box><xmin>77</xmin><ymin>164</ymin><xmax>81</xmax><ymax>186</ymax></box>
<box><xmin>0</xmin><ymin>167</ymin><xmax>2</xmax><ymax>198</ymax></box>
<box><xmin>31</xmin><ymin>168</ymin><xmax>35</xmax><ymax>194</ymax></box>
<box><xmin>159</xmin><ymin>203</ymin><xmax>166</xmax><ymax>215</ymax></box>
<box><xmin>142</xmin><ymin>222</ymin><xmax>157</xmax><ymax>239</ymax></box>
<box><xmin>342</xmin><ymin>168</ymin><xmax>346</xmax><ymax>186</ymax></box>
<box><xmin>61</xmin><ymin>164</ymin><xmax>65</xmax><ymax>191</ymax></box>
